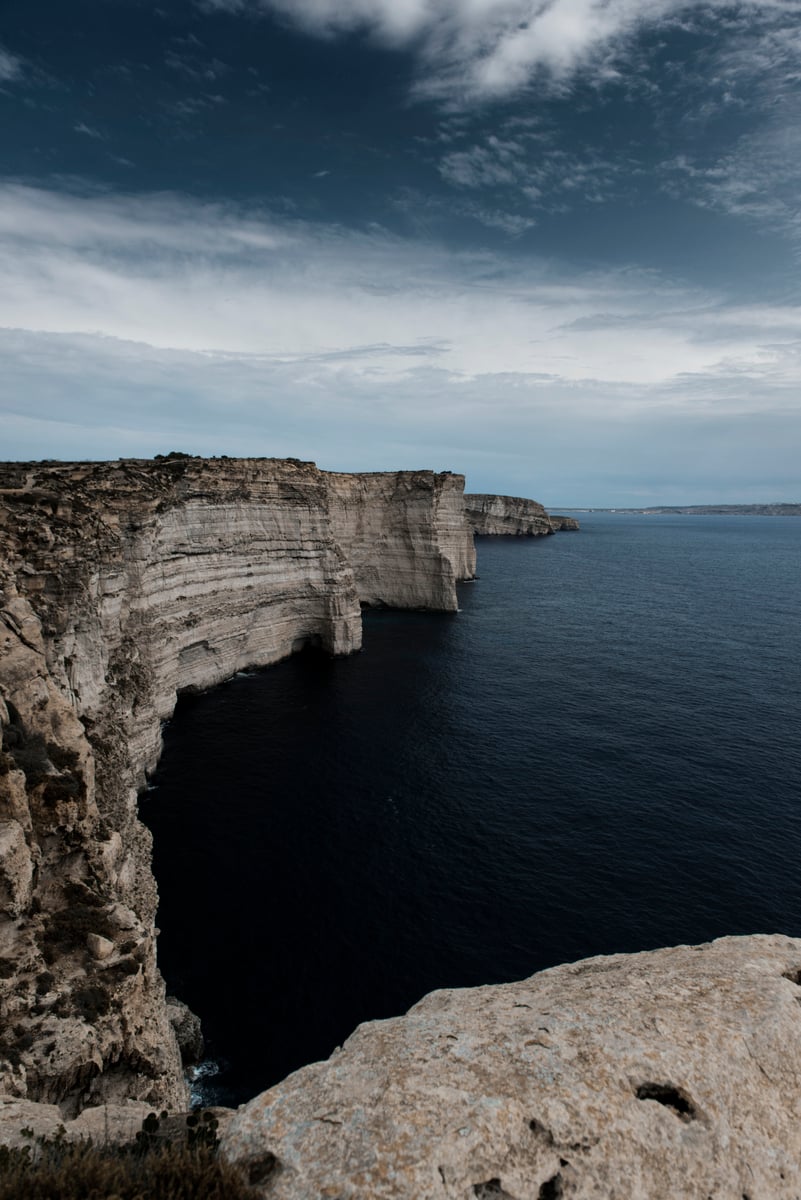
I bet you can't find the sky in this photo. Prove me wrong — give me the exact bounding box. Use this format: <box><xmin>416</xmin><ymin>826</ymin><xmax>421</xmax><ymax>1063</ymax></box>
<box><xmin>1</xmin><ymin>1</ymin><xmax>800</xmax><ymax>505</ymax></box>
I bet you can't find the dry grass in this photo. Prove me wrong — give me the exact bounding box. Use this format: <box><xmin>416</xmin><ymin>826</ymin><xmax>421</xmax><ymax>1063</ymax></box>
<box><xmin>0</xmin><ymin>1118</ymin><xmax>257</xmax><ymax>1200</ymax></box>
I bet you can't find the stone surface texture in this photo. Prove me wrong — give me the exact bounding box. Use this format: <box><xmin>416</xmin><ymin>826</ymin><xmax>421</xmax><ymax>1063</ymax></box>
<box><xmin>466</xmin><ymin>493</ymin><xmax>579</xmax><ymax>536</ymax></box>
<box><xmin>222</xmin><ymin>935</ymin><xmax>801</xmax><ymax>1199</ymax></box>
<box><xmin>0</xmin><ymin>457</ymin><xmax>474</xmax><ymax>1114</ymax></box>
<box><xmin>0</xmin><ymin>1095</ymin><xmax>156</xmax><ymax>1148</ymax></box>
<box><xmin>328</xmin><ymin>471</ymin><xmax>475</xmax><ymax>610</ymax></box>
<box><xmin>548</xmin><ymin>514</ymin><xmax>580</xmax><ymax>531</ymax></box>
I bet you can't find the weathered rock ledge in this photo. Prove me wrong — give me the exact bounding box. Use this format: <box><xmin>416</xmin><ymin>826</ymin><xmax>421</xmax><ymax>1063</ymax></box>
<box><xmin>0</xmin><ymin>457</ymin><xmax>475</xmax><ymax>1113</ymax></box>
<box><xmin>466</xmin><ymin>494</ymin><xmax>579</xmax><ymax>536</ymax></box>
<box><xmin>222</xmin><ymin>934</ymin><xmax>801</xmax><ymax>1199</ymax></box>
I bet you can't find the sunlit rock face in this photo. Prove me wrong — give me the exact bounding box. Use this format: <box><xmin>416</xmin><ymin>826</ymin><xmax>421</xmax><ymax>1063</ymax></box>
<box><xmin>222</xmin><ymin>934</ymin><xmax>801</xmax><ymax>1200</ymax></box>
<box><xmin>0</xmin><ymin>457</ymin><xmax>474</xmax><ymax>1113</ymax></box>
<box><xmin>466</xmin><ymin>493</ymin><xmax>579</xmax><ymax>536</ymax></box>
<box><xmin>327</xmin><ymin>470</ymin><xmax>476</xmax><ymax>610</ymax></box>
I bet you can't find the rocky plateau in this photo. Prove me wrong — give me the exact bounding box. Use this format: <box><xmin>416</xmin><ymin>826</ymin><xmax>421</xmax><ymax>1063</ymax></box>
<box><xmin>222</xmin><ymin>934</ymin><xmax>801</xmax><ymax>1199</ymax></box>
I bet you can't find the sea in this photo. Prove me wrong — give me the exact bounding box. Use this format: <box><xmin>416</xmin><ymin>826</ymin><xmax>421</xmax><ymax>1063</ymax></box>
<box><xmin>139</xmin><ymin>513</ymin><xmax>801</xmax><ymax>1107</ymax></box>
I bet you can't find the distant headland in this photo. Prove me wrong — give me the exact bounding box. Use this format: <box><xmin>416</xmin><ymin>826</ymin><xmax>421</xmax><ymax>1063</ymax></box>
<box><xmin>559</xmin><ymin>502</ymin><xmax>801</xmax><ymax>516</ymax></box>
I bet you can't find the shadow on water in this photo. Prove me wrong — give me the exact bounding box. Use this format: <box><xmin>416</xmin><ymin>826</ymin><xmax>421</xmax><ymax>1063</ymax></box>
<box><xmin>140</xmin><ymin>516</ymin><xmax>801</xmax><ymax>1105</ymax></box>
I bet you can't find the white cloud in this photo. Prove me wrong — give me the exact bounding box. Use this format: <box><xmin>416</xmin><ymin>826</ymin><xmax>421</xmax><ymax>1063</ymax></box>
<box><xmin>0</xmin><ymin>183</ymin><xmax>799</xmax><ymax>500</ymax></box>
<box><xmin>438</xmin><ymin>133</ymin><xmax>624</xmax><ymax>217</ymax></box>
<box><xmin>0</xmin><ymin>184</ymin><xmax>292</xmax><ymax>257</ymax></box>
<box><xmin>0</xmin><ymin>182</ymin><xmax>727</xmax><ymax>380</ymax></box>
<box><xmin>74</xmin><ymin>122</ymin><xmax>104</xmax><ymax>139</ymax></box>
<box><xmin>0</xmin><ymin>44</ymin><xmax>24</xmax><ymax>83</ymax></box>
<box><xmin>165</xmin><ymin>47</ymin><xmax>228</xmax><ymax>81</ymax></box>
<box><xmin>439</xmin><ymin>138</ymin><xmax>524</xmax><ymax>189</ymax></box>
<box><xmin>664</xmin><ymin>118</ymin><xmax>801</xmax><ymax>246</ymax></box>
<box><xmin>198</xmin><ymin>0</ymin><xmax>801</xmax><ymax>101</ymax></box>
<box><xmin>2</xmin><ymin>182</ymin><xmax>800</xmax><ymax>385</ymax></box>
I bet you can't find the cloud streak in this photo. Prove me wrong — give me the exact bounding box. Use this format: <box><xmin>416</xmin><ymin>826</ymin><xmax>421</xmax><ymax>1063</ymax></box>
<box><xmin>664</xmin><ymin>118</ymin><xmax>801</xmax><ymax>249</ymax></box>
<box><xmin>0</xmin><ymin>44</ymin><xmax>24</xmax><ymax>83</ymax></box>
<box><xmin>199</xmin><ymin>0</ymin><xmax>801</xmax><ymax>102</ymax></box>
<box><xmin>3</xmin><ymin>181</ymin><xmax>789</xmax><ymax>384</ymax></box>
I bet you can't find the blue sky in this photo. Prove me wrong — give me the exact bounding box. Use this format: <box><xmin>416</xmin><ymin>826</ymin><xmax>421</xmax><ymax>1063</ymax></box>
<box><xmin>1</xmin><ymin>0</ymin><xmax>800</xmax><ymax>504</ymax></box>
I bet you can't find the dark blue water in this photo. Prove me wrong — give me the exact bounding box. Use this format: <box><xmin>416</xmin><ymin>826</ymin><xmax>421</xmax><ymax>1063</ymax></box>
<box><xmin>140</xmin><ymin>514</ymin><xmax>801</xmax><ymax>1105</ymax></box>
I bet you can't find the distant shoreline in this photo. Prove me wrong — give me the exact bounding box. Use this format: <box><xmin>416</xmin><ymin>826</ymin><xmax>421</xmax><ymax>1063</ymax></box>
<box><xmin>554</xmin><ymin>504</ymin><xmax>801</xmax><ymax>516</ymax></box>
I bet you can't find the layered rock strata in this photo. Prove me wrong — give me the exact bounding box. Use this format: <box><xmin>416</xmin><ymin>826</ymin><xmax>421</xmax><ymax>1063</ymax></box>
<box><xmin>0</xmin><ymin>457</ymin><xmax>475</xmax><ymax>1113</ymax></box>
<box><xmin>222</xmin><ymin>934</ymin><xmax>801</xmax><ymax>1199</ymax></box>
<box><xmin>548</xmin><ymin>513</ymin><xmax>580</xmax><ymax>531</ymax></box>
<box><xmin>466</xmin><ymin>493</ymin><xmax>579</xmax><ymax>535</ymax></box>
<box><xmin>327</xmin><ymin>470</ymin><xmax>474</xmax><ymax>609</ymax></box>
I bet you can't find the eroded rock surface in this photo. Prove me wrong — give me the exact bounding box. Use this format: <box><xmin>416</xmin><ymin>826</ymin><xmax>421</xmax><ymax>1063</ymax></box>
<box><xmin>465</xmin><ymin>494</ymin><xmax>579</xmax><ymax>536</ymax></box>
<box><xmin>0</xmin><ymin>1095</ymin><xmax>156</xmax><ymax>1148</ymax></box>
<box><xmin>222</xmin><ymin>934</ymin><xmax>801</xmax><ymax>1199</ymax></box>
<box><xmin>548</xmin><ymin>514</ymin><xmax>580</xmax><ymax>531</ymax></box>
<box><xmin>329</xmin><ymin>471</ymin><xmax>475</xmax><ymax>609</ymax></box>
<box><xmin>0</xmin><ymin>457</ymin><xmax>474</xmax><ymax>1113</ymax></box>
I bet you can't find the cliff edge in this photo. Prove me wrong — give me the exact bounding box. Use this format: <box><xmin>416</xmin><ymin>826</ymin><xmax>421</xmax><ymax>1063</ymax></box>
<box><xmin>222</xmin><ymin>933</ymin><xmax>801</xmax><ymax>1199</ymax></box>
<box><xmin>0</xmin><ymin>458</ymin><xmax>475</xmax><ymax>1113</ymax></box>
<box><xmin>466</xmin><ymin>494</ymin><xmax>579</xmax><ymax>535</ymax></box>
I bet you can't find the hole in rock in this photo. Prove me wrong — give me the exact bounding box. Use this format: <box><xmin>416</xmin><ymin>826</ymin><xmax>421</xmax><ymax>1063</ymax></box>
<box><xmin>246</xmin><ymin>1152</ymin><xmax>281</xmax><ymax>1186</ymax></box>
<box><xmin>635</xmin><ymin>1082</ymin><xmax>697</xmax><ymax>1121</ymax></box>
<box><xmin>538</xmin><ymin>1173</ymin><xmax>564</xmax><ymax>1199</ymax></box>
<box><xmin>528</xmin><ymin>1118</ymin><xmax>554</xmax><ymax>1144</ymax></box>
<box><xmin>782</xmin><ymin>968</ymin><xmax>801</xmax><ymax>985</ymax></box>
<box><xmin>473</xmin><ymin>1180</ymin><xmax>515</xmax><ymax>1199</ymax></box>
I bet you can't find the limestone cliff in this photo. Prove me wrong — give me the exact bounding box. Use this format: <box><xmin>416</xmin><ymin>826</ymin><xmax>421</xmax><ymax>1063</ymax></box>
<box><xmin>0</xmin><ymin>457</ymin><xmax>475</xmax><ymax>1113</ymax></box>
<box><xmin>327</xmin><ymin>470</ymin><xmax>474</xmax><ymax>610</ymax></box>
<box><xmin>548</xmin><ymin>513</ymin><xmax>580</xmax><ymax>531</ymax></box>
<box><xmin>466</xmin><ymin>493</ymin><xmax>579</xmax><ymax>535</ymax></box>
<box><xmin>222</xmin><ymin>934</ymin><xmax>801</xmax><ymax>1199</ymax></box>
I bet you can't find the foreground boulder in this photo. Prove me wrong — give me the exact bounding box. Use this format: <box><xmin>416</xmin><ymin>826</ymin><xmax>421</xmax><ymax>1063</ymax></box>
<box><xmin>222</xmin><ymin>934</ymin><xmax>801</xmax><ymax>1198</ymax></box>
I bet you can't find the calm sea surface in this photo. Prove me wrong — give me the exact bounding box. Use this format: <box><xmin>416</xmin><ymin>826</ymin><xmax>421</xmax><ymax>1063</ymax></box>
<box><xmin>141</xmin><ymin>513</ymin><xmax>801</xmax><ymax>1105</ymax></box>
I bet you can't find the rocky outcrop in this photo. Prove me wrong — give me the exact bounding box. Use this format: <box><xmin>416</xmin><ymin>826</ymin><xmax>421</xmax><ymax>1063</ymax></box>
<box><xmin>0</xmin><ymin>1093</ymin><xmax>236</xmax><ymax>1150</ymax></box>
<box><xmin>222</xmin><ymin>934</ymin><xmax>801</xmax><ymax>1199</ymax></box>
<box><xmin>0</xmin><ymin>1096</ymin><xmax>158</xmax><ymax>1149</ymax></box>
<box><xmin>0</xmin><ymin>457</ymin><xmax>474</xmax><ymax>1113</ymax></box>
<box><xmin>465</xmin><ymin>494</ymin><xmax>579</xmax><ymax>536</ymax></box>
<box><xmin>548</xmin><ymin>514</ymin><xmax>580</xmax><ymax>531</ymax></box>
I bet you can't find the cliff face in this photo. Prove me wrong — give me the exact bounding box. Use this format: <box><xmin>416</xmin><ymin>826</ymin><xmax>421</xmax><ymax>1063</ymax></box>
<box><xmin>548</xmin><ymin>513</ymin><xmax>580</xmax><ymax>531</ymax></box>
<box><xmin>0</xmin><ymin>458</ymin><xmax>474</xmax><ymax>1113</ymax></box>
<box><xmin>465</xmin><ymin>493</ymin><xmax>579</xmax><ymax>536</ymax></box>
<box><xmin>327</xmin><ymin>470</ymin><xmax>475</xmax><ymax>610</ymax></box>
<box><xmin>222</xmin><ymin>934</ymin><xmax>801</xmax><ymax>1199</ymax></box>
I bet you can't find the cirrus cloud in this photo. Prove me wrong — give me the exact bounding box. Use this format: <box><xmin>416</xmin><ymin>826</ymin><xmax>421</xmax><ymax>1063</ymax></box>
<box><xmin>0</xmin><ymin>43</ymin><xmax>24</xmax><ymax>83</ymax></box>
<box><xmin>199</xmin><ymin>0</ymin><xmax>801</xmax><ymax>102</ymax></box>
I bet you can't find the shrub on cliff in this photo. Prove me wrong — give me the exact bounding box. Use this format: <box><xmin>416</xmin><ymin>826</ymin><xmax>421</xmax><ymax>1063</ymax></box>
<box><xmin>0</xmin><ymin>1116</ymin><xmax>257</xmax><ymax>1200</ymax></box>
<box><xmin>40</xmin><ymin>900</ymin><xmax>116</xmax><ymax>963</ymax></box>
<box><xmin>0</xmin><ymin>1142</ymin><xmax>256</xmax><ymax>1200</ymax></box>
